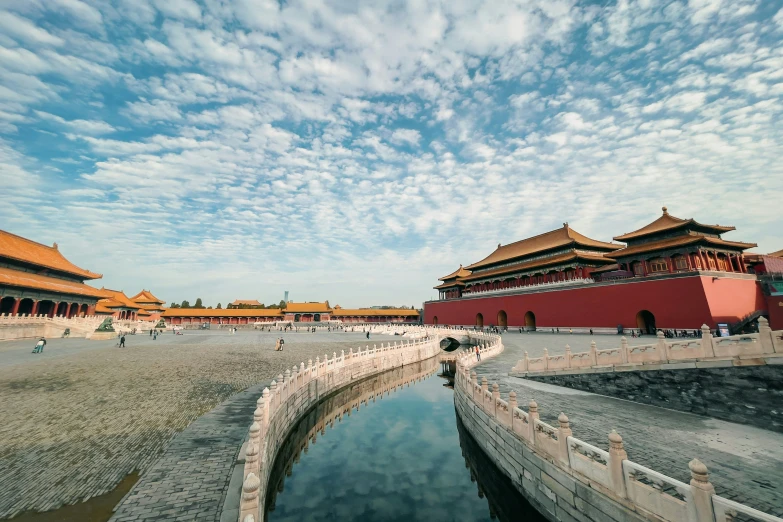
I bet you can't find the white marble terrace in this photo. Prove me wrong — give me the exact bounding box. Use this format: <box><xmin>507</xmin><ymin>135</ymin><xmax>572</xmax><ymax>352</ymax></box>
<box><xmin>511</xmin><ymin>317</ymin><xmax>782</xmax><ymax>376</ymax></box>
<box><xmin>452</xmin><ymin>328</ymin><xmax>782</xmax><ymax>522</ymax></box>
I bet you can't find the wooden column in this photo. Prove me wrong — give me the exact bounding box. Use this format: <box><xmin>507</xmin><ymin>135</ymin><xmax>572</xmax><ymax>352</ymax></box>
<box><xmin>11</xmin><ymin>298</ymin><xmax>20</xmax><ymax>315</ymax></box>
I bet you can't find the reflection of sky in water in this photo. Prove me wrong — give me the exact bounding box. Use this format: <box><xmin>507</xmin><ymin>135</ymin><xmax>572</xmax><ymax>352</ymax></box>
<box><xmin>266</xmin><ymin>375</ymin><xmax>499</xmax><ymax>522</ymax></box>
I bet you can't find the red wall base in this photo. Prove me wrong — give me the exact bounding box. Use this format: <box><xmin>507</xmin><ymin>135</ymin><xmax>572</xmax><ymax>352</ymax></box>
<box><xmin>424</xmin><ymin>276</ymin><xmax>766</xmax><ymax>329</ymax></box>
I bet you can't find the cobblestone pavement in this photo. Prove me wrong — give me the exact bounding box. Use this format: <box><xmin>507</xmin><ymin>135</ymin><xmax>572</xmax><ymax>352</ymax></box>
<box><xmin>0</xmin><ymin>330</ymin><xmax>397</xmax><ymax>519</ymax></box>
<box><xmin>474</xmin><ymin>331</ymin><xmax>783</xmax><ymax>517</ymax></box>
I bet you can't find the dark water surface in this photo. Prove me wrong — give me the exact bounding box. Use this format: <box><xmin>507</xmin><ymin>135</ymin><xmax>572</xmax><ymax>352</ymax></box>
<box><xmin>265</xmin><ymin>358</ymin><xmax>545</xmax><ymax>522</ymax></box>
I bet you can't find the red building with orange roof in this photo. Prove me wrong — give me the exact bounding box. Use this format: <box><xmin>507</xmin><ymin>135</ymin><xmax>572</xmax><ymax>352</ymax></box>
<box><xmin>0</xmin><ymin>229</ymin><xmax>105</xmax><ymax>318</ymax></box>
<box><xmin>424</xmin><ymin>208</ymin><xmax>769</xmax><ymax>333</ymax></box>
<box><xmin>131</xmin><ymin>290</ymin><xmax>166</xmax><ymax>315</ymax></box>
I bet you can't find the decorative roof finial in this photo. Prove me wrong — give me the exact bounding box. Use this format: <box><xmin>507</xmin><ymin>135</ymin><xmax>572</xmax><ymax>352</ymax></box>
<box><xmin>498</xmin><ymin>243</ymin><xmax>501</xmax><ymax>249</ymax></box>
<box><xmin>563</xmin><ymin>222</ymin><xmax>569</xmax><ymax>228</ymax></box>
<box><xmin>52</xmin><ymin>242</ymin><xmax>58</xmax><ymax>250</ymax></box>
<box><xmin>662</xmin><ymin>206</ymin><xmax>668</xmax><ymax>214</ymax></box>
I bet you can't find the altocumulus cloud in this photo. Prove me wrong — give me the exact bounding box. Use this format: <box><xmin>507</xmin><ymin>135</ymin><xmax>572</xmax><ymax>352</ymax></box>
<box><xmin>0</xmin><ymin>0</ymin><xmax>781</xmax><ymax>307</ymax></box>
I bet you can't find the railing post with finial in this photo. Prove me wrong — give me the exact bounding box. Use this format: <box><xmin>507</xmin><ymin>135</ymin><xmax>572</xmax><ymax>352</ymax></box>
<box><xmin>565</xmin><ymin>345</ymin><xmax>572</xmax><ymax>368</ymax></box>
<box><xmin>656</xmin><ymin>330</ymin><xmax>667</xmax><ymax>361</ymax></box>
<box><xmin>508</xmin><ymin>391</ymin><xmax>518</xmax><ymax>431</ymax></box>
<box><xmin>239</xmin><ymin>472</ymin><xmax>260</xmax><ymax>522</ymax></box>
<box><xmin>620</xmin><ymin>336</ymin><xmax>629</xmax><ymax>363</ymax></box>
<box><xmin>491</xmin><ymin>383</ymin><xmax>500</xmax><ymax>417</ymax></box>
<box><xmin>529</xmin><ymin>400</ymin><xmax>539</xmax><ymax>445</ymax></box>
<box><xmin>689</xmin><ymin>458</ymin><xmax>716</xmax><ymax>522</ymax></box>
<box><xmin>608</xmin><ymin>430</ymin><xmax>627</xmax><ymax>498</ymax></box>
<box><xmin>557</xmin><ymin>413</ymin><xmax>572</xmax><ymax>467</ymax></box>
<box><xmin>700</xmin><ymin>324</ymin><xmax>715</xmax><ymax>358</ymax></box>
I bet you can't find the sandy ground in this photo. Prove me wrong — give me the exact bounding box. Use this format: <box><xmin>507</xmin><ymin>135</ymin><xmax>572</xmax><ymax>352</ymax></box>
<box><xmin>0</xmin><ymin>330</ymin><xmax>397</xmax><ymax>519</ymax></box>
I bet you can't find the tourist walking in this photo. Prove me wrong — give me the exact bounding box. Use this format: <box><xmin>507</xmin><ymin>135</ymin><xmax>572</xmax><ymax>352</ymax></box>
<box><xmin>279</xmin><ymin>337</ymin><xmax>284</xmax><ymax>351</ymax></box>
<box><xmin>32</xmin><ymin>337</ymin><xmax>46</xmax><ymax>353</ymax></box>
<box><xmin>475</xmin><ymin>345</ymin><xmax>481</xmax><ymax>361</ymax></box>
<box><xmin>274</xmin><ymin>338</ymin><xmax>280</xmax><ymax>351</ymax></box>
<box><xmin>119</xmin><ymin>334</ymin><xmax>126</xmax><ymax>348</ymax></box>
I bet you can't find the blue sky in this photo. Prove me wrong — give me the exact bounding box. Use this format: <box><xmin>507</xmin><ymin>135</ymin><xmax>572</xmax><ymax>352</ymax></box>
<box><xmin>1</xmin><ymin>0</ymin><xmax>782</xmax><ymax>308</ymax></box>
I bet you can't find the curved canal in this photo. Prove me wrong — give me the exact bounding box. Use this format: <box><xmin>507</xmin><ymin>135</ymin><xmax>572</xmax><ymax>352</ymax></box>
<box><xmin>264</xmin><ymin>356</ymin><xmax>546</xmax><ymax>522</ymax></box>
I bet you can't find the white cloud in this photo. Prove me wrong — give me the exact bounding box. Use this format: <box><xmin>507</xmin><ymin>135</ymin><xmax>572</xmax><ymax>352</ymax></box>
<box><xmin>153</xmin><ymin>0</ymin><xmax>201</xmax><ymax>22</ymax></box>
<box><xmin>390</xmin><ymin>129</ymin><xmax>421</xmax><ymax>146</ymax></box>
<box><xmin>34</xmin><ymin>110</ymin><xmax>115</xmax><ymax>134</ymax></box>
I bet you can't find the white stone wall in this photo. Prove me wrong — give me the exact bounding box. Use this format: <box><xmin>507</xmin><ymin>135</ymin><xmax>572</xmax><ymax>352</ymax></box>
<box><xmin>454</xmin><ymin>336</ymin><xmax>783</xmax><ymax>522</ymax></box>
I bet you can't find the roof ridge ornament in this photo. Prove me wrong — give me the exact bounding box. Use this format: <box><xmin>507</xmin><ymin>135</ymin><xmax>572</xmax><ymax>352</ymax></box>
<box><xmin>662</xmin><ymin>206</ymin><xmax>668</xmax><ymax>214</ymax></box>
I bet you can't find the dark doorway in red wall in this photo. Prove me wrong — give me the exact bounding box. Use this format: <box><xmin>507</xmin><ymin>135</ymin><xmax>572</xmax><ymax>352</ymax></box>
<box><xmin>524</xmin><ymin>311</ymin><xmax>536</xmax><ymax>330</ymax></box>
<box><xmin>476</xmin><ymin>313</ymin><xmax>484</xmax><ymax>328</ymax></box>
<box><xmin>497</xmin><ymin>310</ymin><xmax>507</xmax><ymax>328</ymax></box>
<box><xmin>433</xmin><ymin>316</ymin><xmax>438</xmax><ymax>325</ymax></box>
<box><xmin>636</xmin><ymin>310</ymin><xmax>656</xmax><ymax>334</ymax></box>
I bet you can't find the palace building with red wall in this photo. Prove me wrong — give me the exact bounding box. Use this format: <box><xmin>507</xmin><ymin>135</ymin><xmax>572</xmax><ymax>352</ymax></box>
<box><xmin>425</xmin><ymin>208</ymin><xmax>778</xmax><ymax>333</ymax></box>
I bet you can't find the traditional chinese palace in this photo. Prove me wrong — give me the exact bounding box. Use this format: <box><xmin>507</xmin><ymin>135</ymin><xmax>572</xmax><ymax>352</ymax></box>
<box><xmin>162</xmin><ymin>301</ymin><xmax>420</xmax><ymax>325</ymax></box>
<box><xmin>0</xmin><ymin>229</ymin><xmax>105</xmax><ymax>317</ymax></box>
<box><xmin>425</xmin><ymin>208</ymin><xmax>780</xmax><ymax>332</ymax></box>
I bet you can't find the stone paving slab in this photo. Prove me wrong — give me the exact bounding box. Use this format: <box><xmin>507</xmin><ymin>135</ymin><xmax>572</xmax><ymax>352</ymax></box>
<box><xmin>474</xmin><ymin>332</ymin><xmax>783</xmax><ymax>518</ymax></box>
<box><xmin>0</xmin><ymin>330</ymin><xmax>396</xmax><ymax>519</ymax></box>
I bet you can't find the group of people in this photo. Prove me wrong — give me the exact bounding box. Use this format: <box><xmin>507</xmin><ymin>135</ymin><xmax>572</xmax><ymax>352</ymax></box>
<box><xmin>274</xmin><ymin>337</ymin><xmax>285</xmax><ymax>351</ymax></box>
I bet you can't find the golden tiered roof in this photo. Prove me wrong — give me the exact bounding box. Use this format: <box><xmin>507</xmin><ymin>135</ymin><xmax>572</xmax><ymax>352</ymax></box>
<box><xmin>606</xmin><ymin>235</ymin><xmax>757</xmax><ymax>259</ymax></box>
<box><xmin>0</xmin><ymin>266</ymin><xmax>106</xmax><ymax>298</ymax></box>
<box><xmin>462</xmin><ymin>250</ymin><xmax>613</xmax><ymax>281</ymax></box>
<box><xmin>466</xmin><ymin>224</ymin><xmax>620</xmax><ymax>271</ymax></box>
<box><xmin>438</xmin><ymin>265</ymin><xmax>472</xmax><ymax>281</ymax></box>
<box><xmin>96</xmin><ymin>289</ymin><xmax>143</xmax><ymax>311</ymax></box>
<box><xmin>131</xmin><ymin>290</ymin><xmax>165</xmax><ymax>305</ymax></box>
<box><xmin>230</xmin><ymin>299</ymin><xmax>263</xmax><ymax>306</ymax></box>
<box><xmin>613</xmin><ymin>207</ymin><xmax>735</xmax><ymax>242</ymax></box>
<box><xmin>0</xmin><ymin>229</ymin><xmax>102</xmax><ymax>280</ymax></box>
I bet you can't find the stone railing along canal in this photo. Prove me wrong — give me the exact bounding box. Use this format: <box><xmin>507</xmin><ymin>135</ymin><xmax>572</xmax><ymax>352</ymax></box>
<box><xmin>511</xmin><ymin>317</ymin><xmax>782</xmax><ymax>376</ymax></box>
<box><xmin>235</xmin><ymin>328</ymin><xmax>496</xmax><ymax>522</ymax></box>
<box><xmin>454</xmin><ymin>333</ymin><xmax>782</xmax><ymax>522</ymax></box>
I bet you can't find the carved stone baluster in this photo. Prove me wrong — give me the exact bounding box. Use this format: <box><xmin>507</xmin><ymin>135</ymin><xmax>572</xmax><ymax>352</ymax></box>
<box><xmin>689</xmin><ymin>459</ymin><xmax>716</xmax><ymax>522</ymax></box>
<box><xmin>557</xmin><ymin>413</ymin><xmax>571</xmax><ymax>467</ymax></box>
<box><xmin>529</xmin><ymin>400</ymin><xmax>539</xmax><ymax>445</ymax></box>
<box><xmin>608</xmin><ymin>430</ymin><xmax>627</xmax><ymax>498</ymax></box>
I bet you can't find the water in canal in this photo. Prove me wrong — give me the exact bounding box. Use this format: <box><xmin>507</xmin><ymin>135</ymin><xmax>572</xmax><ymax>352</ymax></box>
<box><xmin>265</xmin><ymin>357</ymin><xmax>546</xmax><ymax>522</ymax></box>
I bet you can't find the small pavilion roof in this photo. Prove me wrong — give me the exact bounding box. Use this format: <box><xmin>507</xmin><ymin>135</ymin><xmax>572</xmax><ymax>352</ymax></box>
<box><xmin>230</xmin><ymin>299</ymin><xmax>263</xmax><ymax>306</ymax></box>
<box><xmin>131</xmin><ymin>290</ymin><xmax>165</xmax><ymax>305</ymax></box>
<box><xmin>97</xmin><ymin>288</ymin><xmax>143</xmax><ymax>310</ymax></box>
<box><xmin>438</xmin><ymin>265</ymin><xmax>472</xmax><ymax>281</ymax></box>
<box><xmin>613</xmin><ymin>207</ymin><xmax>735</xmax><ymax>242</ymax></box>
<box><xmin>0</xmin><ymin>229</ymin><xmax>102</xmax><ymax>280</ymax></box>
<box><xmin>466</xmin><ymin>224</ymin><xmax>620</xmax><ymax>271</ymax></box>
<box><xmin>606</xmin><ymin>235</ymin><xmax>757</xmax><ymax>259</ymax></box>
<box><xmin>462</xmin><ymin>250</ymin><xmax>613</xmax><ymax>282</ymax></box>
<box><xmin>769</xmin><ymin>249</ymin><xmax>783</xmax><ymax>258</ymax></box>
<box><xmin>433</xmin><ymin>281</ymin><xmax>466</xmax><ymax>290</ymax></box>
<box><xmin>0</xmin><ymin>266</ymin><xmax>106</xmax><ymax>298</ymax></box>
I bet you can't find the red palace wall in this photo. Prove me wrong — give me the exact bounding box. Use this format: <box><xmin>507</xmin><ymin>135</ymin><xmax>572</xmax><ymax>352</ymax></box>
<box><xmin>768</xmin><ymin>295</ymin><xmax>783</xmax><ymax>331</ymax></box>
<box><xmin>424</xmin><ymin>276</ymin><xmax>766</xmax><ymax>329</ymax></box>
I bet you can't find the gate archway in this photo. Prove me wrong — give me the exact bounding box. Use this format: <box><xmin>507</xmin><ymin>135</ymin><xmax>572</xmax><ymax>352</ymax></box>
<box><xmin>497</xmin><ymin>310</ymin><xmax>507</xmax><ymax>328</ymax></box>
<box><xmin>476</xmin><ymin>313</ymin><xmax>484</xmax><ymax>328</ymax></box>
<box><xmin>636</xmin><ymin>310</ymin><xmax>656</xmax><ymax>335</ymax></box>
<box><xmin>524</xmin><ymin>311</ymin><xmax>536</xmax><ymax>330</ymax></box>
<box><xmin>0</xmin><ymin>297</ymin><xmax>15</xmax><ymax>314</ymax></box>
<box><xmin>432</xmin><ymin>316</ymin><xmax>438</xmax><ymax>325</ymax></box>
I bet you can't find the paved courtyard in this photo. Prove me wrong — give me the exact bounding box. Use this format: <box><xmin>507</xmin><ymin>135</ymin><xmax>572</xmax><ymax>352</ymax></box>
<box><xmin>475</xmin><ymin>331</ymin><xmax>783</xmax><ymax>517</ymax></box>
<box><xmin>0</xmin><ymin>330</ymin><xmax>397</xmax><ymax>519</ymax></box>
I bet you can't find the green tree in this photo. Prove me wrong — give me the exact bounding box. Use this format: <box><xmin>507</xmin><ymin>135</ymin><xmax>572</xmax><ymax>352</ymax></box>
<box><xmin>181</xmin><ymin>300</ymin><xmax>190</xmax><ymax>308</ymax></box>
<box><xmin>194</xmin><ymin>298</ymin><xmax>203</xmax><ymax>308</ymax></box>
<box><xmin>170</xmin><ymin>303</ymin><xmax>180</xmax><ymax>308</ymax></box>
<box><xmin>216</xmin><ymin>303</ymin><xmax>222</xmax><ymax>309</ymax></box>
<box><xmin>279</xmin><ymin>300</ymin><xmax>286</xmax><ymax>309</ymax></box>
